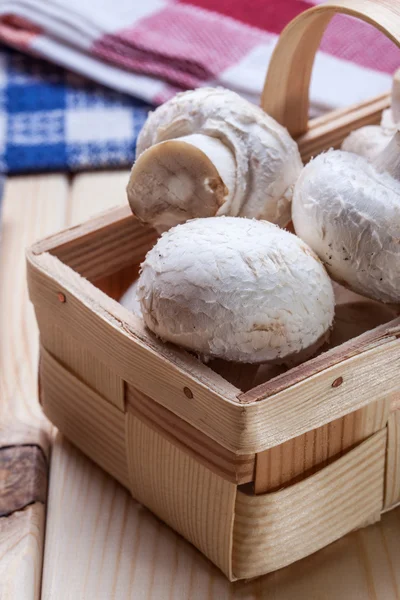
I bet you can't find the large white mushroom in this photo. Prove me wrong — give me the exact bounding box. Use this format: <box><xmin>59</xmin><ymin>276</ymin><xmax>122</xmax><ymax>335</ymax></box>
<box><xmin>292</xmin><ymin>130</ymin><xmax>400</xmax><ymax>304</ymax></box>
<box><xmin>137</xmin><ymin>217</ymin><xmax>334</xmax><ymax>363</ymax></box>
<box><xmin>341</xmin><ymin>69</ymin><xmax>400</xmax><ymax>160</ymax></box>
<box><xmin>127</xmin><ymin>88</ymin><xmax>303</xmax><ymax>232</ymax></box>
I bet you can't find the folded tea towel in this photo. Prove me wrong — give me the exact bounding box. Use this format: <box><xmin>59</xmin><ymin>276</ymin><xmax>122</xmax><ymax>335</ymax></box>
<box><xmin>0</xmin><ymin>45</ymin><xmax>151</xmax><ymax>173</ymax></box>
<box><xmin>0</xmin><ymin>0</ymin><xmax>399</xmax><ymax>113</ymax></box>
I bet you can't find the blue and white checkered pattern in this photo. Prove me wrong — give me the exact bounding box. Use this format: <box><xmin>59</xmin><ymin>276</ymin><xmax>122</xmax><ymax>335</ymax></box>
<box><xmin>0</xmin><ymin>45</ymin><xmax>152</xmax><ymax>174</ymax></box>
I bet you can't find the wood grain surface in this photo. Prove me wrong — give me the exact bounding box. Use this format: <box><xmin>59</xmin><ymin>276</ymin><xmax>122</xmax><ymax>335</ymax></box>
<box><xmin>254</xmin><ymin>397</ymin><xmax>390</xmax><ymax>494</ymax></box>
<box><xmin>0</xmin><ymin>175</ymin><xmax>69</xmax><ymax>600</ymax></box>
<box><xmin>1</xmin><ymin>170</ymin><xmax>399</xmax><ymax>598</ymax></box>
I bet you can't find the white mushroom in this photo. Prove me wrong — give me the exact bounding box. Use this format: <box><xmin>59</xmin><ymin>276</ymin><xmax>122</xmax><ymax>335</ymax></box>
<box><xmin>127</xmin><ymin>88</ymin><xmax>303</xmax><ymax>232</ymax></box>
<box><xmin>341</xmin><ymin>69</ymin><xmax>400</xmax><ymax>160</ymax></box>
<box><xmin>292</xmin><ymin>130</ymin><xmax>400</xmax><ymax>303</ymax></box>
<box><xmin>137</xmin><ymin>217</ymin><xmax>334</xmax><ymax>363</ymax></box>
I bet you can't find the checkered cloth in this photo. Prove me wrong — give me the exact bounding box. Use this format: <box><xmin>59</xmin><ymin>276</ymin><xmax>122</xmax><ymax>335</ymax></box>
<box><xmin>0</xmin><ymin>45</ymin><xmax>151</xmax><ymax>173</ymax></box>
<box><xmin>1</xmin><ymin>0</ymin><xmax>399</xmax><ymax>114</ymax></box>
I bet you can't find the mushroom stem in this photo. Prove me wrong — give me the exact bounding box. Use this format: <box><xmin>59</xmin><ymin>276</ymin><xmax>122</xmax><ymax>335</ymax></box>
<box><xmin>127</xmin><ymin>134</ymin><xmax>236</xmax><ymax>232</ymax></box>
<box><xmin>372</xmin><ymin>129</ymin><xmax>400</xmax><ymax>181</ymax></box>
<box><xmin>391</xmin><ymin>68</ymin><xmax>400</xmax><ymax>123</ymax></box>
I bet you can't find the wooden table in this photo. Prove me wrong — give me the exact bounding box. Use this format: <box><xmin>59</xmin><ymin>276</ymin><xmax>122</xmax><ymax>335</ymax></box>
<box><xmin>1</xmin><ymin>172</ymin><xmax>400</xmax><ymax>600</ymax></box>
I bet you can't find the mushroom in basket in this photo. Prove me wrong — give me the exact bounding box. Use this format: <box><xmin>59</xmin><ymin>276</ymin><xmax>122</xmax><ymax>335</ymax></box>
<box><xmin>135</xmin><ymin>217</ymin><xmax>334</xmax><ymax>364</ymax></box>
<box><xmin>127</xmin><ymin>87</ymin><xmax>303</xmax><ymax>232</ymax></box>
<box><xmin>292</xmin><ymin>129</ymin><xmax>400</xmax><ymax>304</ymax></box>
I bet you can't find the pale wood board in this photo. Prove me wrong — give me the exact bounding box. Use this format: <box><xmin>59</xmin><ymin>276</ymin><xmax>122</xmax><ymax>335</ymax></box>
<box><xmin>0</xmin><ymin>504</ymin><xmax>45</xmax><ymax>600</ymax></box>
<box><xmin>0</xmin><ymin>170</ymin><xmax>391</xmax><ymax>597</ymax></box>
<box><xmin>0</xmin><ymin>175</ymin><xmax>69</xmax><ymax>599</ymax></box>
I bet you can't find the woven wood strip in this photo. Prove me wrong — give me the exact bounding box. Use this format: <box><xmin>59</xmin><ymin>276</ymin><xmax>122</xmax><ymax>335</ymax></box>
<box><xmin>233</xmin><ymin>429</ymin><xmax>387</xmax><ymax>580</ymax></box>
<box><xmin>38</xmin><ymin>316</ymin><xmax>124</xmax><ymax>410</ymax></box>
<box><xmin>40</xmin><ymin>347</ymin><xmax>129</xmax><ymax>488</ymax></box>
<box><xmin>126</xmin><ymin>386</ymin><xmax>255</xmax><ymax>484</ymax></box>
<box><xmin>385</xmin><ymin>410</ymin><xmax>400</xmax><ymax>509</ymax></box>
<box><xmin>255</xmin><ymin>397</ymin><xmax>390</xmax><ymax>493</ymax></box>
<box><xmin>126</xmin><ymin>411</ymin><xmax>237</xmax><ymax>580</ymax></box>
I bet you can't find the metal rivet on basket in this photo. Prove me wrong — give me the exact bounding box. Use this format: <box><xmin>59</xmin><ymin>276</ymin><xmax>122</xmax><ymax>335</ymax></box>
<box><xmin>331</xmin><ymin>376</ymin><xmax>343</xmax><ymax>388</ymax></box>
<box><xmin>57</xmin><ymin>292</ymin><xmax>66</xmax><ymax>303</ymax></box>
<box><xmin>183</xmin><ymin>387</ymin><xmax>194</xmax><ymax>399</ymax></box>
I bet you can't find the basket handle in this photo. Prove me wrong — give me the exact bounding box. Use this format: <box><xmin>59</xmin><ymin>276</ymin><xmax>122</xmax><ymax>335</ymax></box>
<box><xmin>262</xmin><ymin>0</ymin><xmax>400</xmax><ymax>137</ymax></box>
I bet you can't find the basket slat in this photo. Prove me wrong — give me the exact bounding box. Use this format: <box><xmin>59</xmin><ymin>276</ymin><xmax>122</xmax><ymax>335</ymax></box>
<box><xmin>233</xmin><ymin>429</ymin><xmax>386</xmax><ymax>580</ymax></box>
<box><xmin>254</xmin><ymin>397</ymin><xmax>390</xmax><ymax>494</ymax></box>
<box><xmin>126</xmin><ymin>412</ymin><xmax>237</xmax><ymax>580</ymax></box>
<box><xmin>127</xmin><ymin>386</ymin><xmax>255</xmax><ymax>484</ymax></box>
<box><xmin>40</xmin><ymin>347</ymin><xmax>129</xmax><ymax>488</ymax></box>
<box><xmin>32</xmin><ymin>206</ymin><xmax>158</xmax><ymax>282</ymax></box>
<box><xmin>38</xmin><ymin>317</ymin><xmax>124</xmax><ymax>410</ymax></box>
<box><xmin>238</xmin><ymin>338</ymin><xmax>400</xmax><ymax>452</ymax></box>
<box><xmin>385</xmin><ymin>410</ymin><xmax>400</xmax><ymax>510</ymax></box>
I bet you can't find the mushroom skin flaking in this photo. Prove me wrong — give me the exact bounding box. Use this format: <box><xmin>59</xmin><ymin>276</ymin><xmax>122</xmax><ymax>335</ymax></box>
<box><xmin>292</xmin><ymin>131</ymin><xmax>400</xmax><ymax>303</ymax></box>
<box><xmin>137</xmin><ymin>217</ymin><xmax>334</xmax><ymax>363</ymax></box>
<box><xmin>341</xmin><ymin>69</ymin><xmax>400</xmax><ymax>160</ymax></box>
<box><xmin>127</xmin><ymin>88</ymin><xmax>303</xmax><ymax>232</ymax></box>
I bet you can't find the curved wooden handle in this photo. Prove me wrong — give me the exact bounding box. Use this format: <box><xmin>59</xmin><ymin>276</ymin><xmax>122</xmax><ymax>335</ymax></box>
<box><xmin>262</xmin><ymin>0</ymin><xmax>400</xmax><ymax>137</ymax></box>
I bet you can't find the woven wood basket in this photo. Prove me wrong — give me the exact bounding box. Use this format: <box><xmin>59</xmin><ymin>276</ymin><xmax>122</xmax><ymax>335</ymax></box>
<box><xmin>27</xmin><ymin>0</ymin><xmax>400</xmax><ymax>582</ymax></box>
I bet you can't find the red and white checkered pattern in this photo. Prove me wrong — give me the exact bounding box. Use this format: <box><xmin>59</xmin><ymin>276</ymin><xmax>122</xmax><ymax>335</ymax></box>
<box><xmin>0</xmin><ymin>0</ymin><xmax>399</xmax><ymax>112</ymax></box>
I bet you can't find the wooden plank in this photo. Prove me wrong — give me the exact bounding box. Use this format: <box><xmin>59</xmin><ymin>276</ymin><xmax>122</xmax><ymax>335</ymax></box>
<box><xmin>385</xmin><ymin>410</ymin><xmax>400</xmax><ymax>509</ymax></box>
<box><xmin>126</xmin><ymin>413</ymin><xmax>237</xmax><ymax>580</ymax></box>
<box><xmin>0</xmin><ymin>174</ymin><xmax>69</xmax><ymax>599</ymax></box>
<box><xmin>127</xmin><ymin>386</ymin><xmax>255</xmax><ymax>484</ymax></box>
<box><xmin>0</xmin><ymin>504</ymin><xmax>45</xmax><ymax>599</ymax></box>
<box><xmin>40</xmin><ymin>347</ymin><xmax>129</xmax><ymax>488</ymax></box>
<box><xmin>255</xmin><ymin>398</ymin><xmax>390</xmax><ymax>493</ymax></box>
<box><xmin>233</xmin><ymin>429</ymin><xmax>386</xmax><ymax>580</ymax></box>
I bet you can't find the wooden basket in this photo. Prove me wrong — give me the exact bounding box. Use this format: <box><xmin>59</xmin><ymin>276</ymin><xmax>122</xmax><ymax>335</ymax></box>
<box><xmin>27</xmin><ymin>0</ymin><xmax>400</xmax><ymax>582</ymax></box>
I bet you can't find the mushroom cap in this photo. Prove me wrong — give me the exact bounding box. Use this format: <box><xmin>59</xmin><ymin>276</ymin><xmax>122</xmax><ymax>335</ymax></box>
<box><xmin>136</xmin><ymin>87</ymin><xmax>303</xmax><ymax>227</ymax></box>
<box><xmin>292</xmin><ymin>150</ymin><xmax>400</xmax><ymax>303</ymax></box>
<box><xmin>137</xmin><ymin>217</ymin><xmax>334</xmax><ymax>363</ymax></box>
